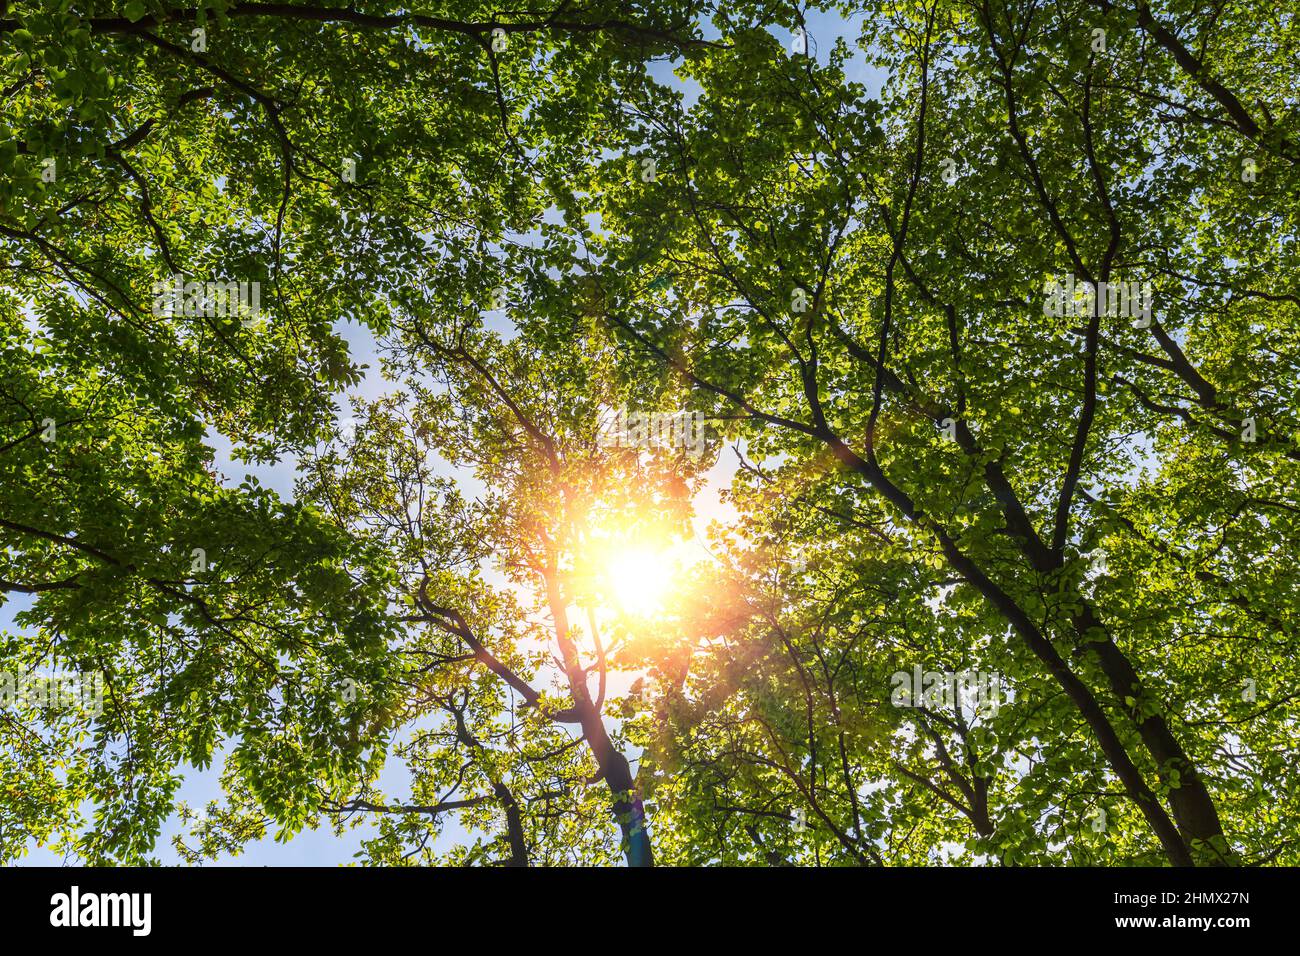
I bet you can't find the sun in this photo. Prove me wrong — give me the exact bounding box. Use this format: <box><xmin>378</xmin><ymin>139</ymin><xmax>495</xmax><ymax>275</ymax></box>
<box><xmin>606</xmin><ymin>546</ymin><xmax>674</xmax><ymax>617</ymax></box>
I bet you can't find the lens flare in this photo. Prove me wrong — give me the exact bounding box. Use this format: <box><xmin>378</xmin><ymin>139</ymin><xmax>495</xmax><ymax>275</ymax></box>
<box><xmin>606</xmin><ymin>546</ymin><xmax>673</xmax><ymax>616</ymax></box>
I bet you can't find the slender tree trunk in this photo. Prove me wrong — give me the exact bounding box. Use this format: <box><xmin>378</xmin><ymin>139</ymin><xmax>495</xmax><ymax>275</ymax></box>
<box><xmin>1080</xmin><ymin>613</ymin><xmax>1233</xmax><ymax>864</ymax></box>
<box><xmin>542</xmin><ymin>566</ymin><xmax>654</xmax><ymax>866</ymax></box>
<box><xmin>825</xmin><ymin>436</ymin><xmax>1197</xmax><ymax>864</ymax></box>
<box><xmin>493</xmin><ymin>781</ymin><xmax>530</xmax><ymax>867</ymax></box>
<box><xmin>602</xmin><ymin>748</ymin><xmax>653</xmax><ymax>867</ymax></box>
<box><xmin>966</xmin><ymin>434</ymin><xmax>1232</xmax><ymax>862</ymax></box>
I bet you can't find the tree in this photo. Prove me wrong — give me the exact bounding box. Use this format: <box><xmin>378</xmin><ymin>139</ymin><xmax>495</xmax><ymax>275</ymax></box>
<box><xmin>1</xmin><ymin>0</ymin><xmax>714</xmax><ymax>863</ymax></box>
<box><xmin>572</xmin><ymin>0</ymin><xmax>1299</xmax><ymax>865</ymax></box>
<box><xmin>4</xmin><ymin>0</ymin><xmax>1298</xmax><ymax>867</ymax></box>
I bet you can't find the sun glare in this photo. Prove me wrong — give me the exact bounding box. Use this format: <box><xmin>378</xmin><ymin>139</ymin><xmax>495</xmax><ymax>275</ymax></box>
<box><xmin>607</xmin><ymin>546</ymin><xmax>674</xmax><ymax>616</ymax></box>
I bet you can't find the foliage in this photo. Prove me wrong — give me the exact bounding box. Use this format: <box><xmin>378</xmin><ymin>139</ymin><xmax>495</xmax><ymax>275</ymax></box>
<box><xmin>3</xmin><ymin>0</ymin><xmax>1297</xmax><ymax>866</ymax></box>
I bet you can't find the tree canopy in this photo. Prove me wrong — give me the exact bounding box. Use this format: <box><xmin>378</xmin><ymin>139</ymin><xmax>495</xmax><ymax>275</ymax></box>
<box><xmin>2</xmin><ymin>0</ymin><xmax>1297</xmax><ymax>866</ymax></box>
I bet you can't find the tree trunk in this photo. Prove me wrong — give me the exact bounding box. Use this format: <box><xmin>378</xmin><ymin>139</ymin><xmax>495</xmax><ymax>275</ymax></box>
<box><xmin>543</xmin><ymin>565</ymin><xmax>654</xmax><ymax>866</ymax></box>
